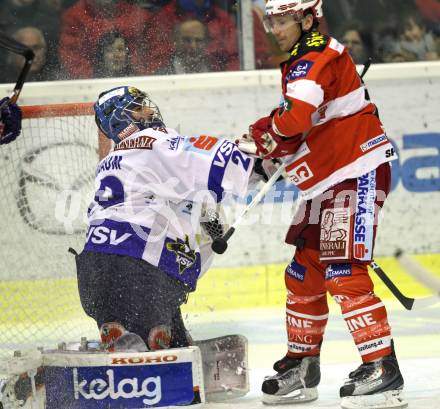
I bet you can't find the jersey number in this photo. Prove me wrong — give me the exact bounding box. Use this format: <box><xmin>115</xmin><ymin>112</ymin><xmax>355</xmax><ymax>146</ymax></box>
<box><xmin>231</xmin><ymin>149</ymin><xmax>251</xmax><ymax>171</ymax></box>
<box><xmin>193</xmin><ymin>135</ymin><xmax>218</xmax><ymax>150</ymax></box>
<box><xmin>95</xmin><ymin>176</ymin><xmax>124</xmax><ymax>208</ymax></box>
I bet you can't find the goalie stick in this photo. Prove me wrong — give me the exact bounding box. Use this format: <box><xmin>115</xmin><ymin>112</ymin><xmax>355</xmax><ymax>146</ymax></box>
<box><xmin>370</xmin><ymin>259</ymin><xmax>440</xmax><ymax>311</ymax></box>
<box><xmin>0</xmin><ymin>31</ymin><xmax>34</xmax><ymax>108</ymax></box>
<box><xmin>211</xmin><ymin>162</ymin><xmax>286</xmax><ymax>254</ymax></box>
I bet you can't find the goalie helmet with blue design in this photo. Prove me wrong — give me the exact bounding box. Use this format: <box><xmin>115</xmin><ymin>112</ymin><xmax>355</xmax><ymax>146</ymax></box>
<box><xmin>94</xmin><ymin>86</ymin><xmax>165</xmax><ymax>144</ymax></box>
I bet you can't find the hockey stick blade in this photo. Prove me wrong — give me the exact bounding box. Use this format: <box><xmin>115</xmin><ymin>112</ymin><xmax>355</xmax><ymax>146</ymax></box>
<box><xmin>371</xmin><ymin>261</ymin><xmax>440</xmax><ymax>310</ymax></box>
<box><xmin>370</xmin><ymin>261</ymin><xmax>415</xmax><ymax>310</ymax></box>
<box><xmin>0</xmin><ymin>32</ymin><xmax>34</xmax><ymax>59</ymax></box>
<box><xmin>0</xmin><ymin>31</ymin><xmax>35</xmax><ymax>106</ymax></box>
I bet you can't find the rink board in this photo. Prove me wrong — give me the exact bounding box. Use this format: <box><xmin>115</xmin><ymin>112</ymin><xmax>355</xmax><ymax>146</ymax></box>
<box><xmin>1</xmin><ymin>254</ymin><xmax>439</xmax><ymax>325</ymax></box>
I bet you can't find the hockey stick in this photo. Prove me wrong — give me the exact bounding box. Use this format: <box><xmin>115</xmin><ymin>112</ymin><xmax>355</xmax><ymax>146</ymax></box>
<box><xmin>395</xmin><ymin>249</ymin><xmax>440</xmax><ymax>293</ymax></box>
<box><xmin>370</xmin><ymin>260</ymin><xmax>440</xmax><ymax>310</ymax></box>
<box><xmin>211</xmin><ymin>163</ymin><xmax>286</xmax><ymax>254</ymax></box>
<box><xmin>0</xmin><ymin>31</ymin><xmax>34</xmax><ymax>108</ymax></box>
<box><xmin>359</xmin><ymin>57</ymin><xmax>372</xmax><ymax>79</ymax></box>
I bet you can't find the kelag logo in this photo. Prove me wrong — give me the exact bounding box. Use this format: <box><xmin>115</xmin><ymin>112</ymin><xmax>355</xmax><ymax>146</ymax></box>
<box><xmin>73</xmin><ymin>368</ymin><xmax>161</xmax><ymax>405</ymax></box>
<box><xmin>45</xmin><ymin>363</ymin><xmax>195</xmax><ymax>408</ymax></box>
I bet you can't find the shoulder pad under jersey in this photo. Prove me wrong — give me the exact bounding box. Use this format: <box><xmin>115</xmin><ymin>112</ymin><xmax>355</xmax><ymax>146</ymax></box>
<box><xmin>289</xmin><ymin>31</ymin><xmax>329</xmax><ymax>61</ymax></box>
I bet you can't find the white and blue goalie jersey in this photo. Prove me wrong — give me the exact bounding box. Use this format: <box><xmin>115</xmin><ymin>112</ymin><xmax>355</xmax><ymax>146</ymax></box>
<box><xmin>85</xmin><ymin>127</ymin><xmax>254</xmax><ymax>290</ymax></box>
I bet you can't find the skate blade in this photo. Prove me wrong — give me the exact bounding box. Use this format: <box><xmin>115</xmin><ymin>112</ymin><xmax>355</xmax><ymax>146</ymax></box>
<box><xmin>262</xmin><ymin>387</ymin><xmax>318</xmax><ymax>405</ymax></box>
<box><xmin>341</xmin><ymin>389</ymin><xmax>408</xmax><ymax>409</ymax></box>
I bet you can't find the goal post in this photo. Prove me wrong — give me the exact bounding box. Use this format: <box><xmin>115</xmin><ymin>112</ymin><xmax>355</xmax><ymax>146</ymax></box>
<box><xmin>0</xmin><ymin>102</ymin><xmax>100</xmax><ymax>357</ymax></box>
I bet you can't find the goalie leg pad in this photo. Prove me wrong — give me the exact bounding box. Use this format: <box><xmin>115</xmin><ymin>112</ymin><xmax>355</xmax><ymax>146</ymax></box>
<box><xmin>0</xmin><ymin>350</ymin><xmax>44</xmax><ymax>409</ymax></box>
<box><xmin>194</xmin><ymin>334</ymin><xmax>249</xmax><ymax>402</ymax></box>
<box><xmin>147</xmin><ymin>324</ymin><xmax>172</xmax><ymax>350</ymax></box>
<box><xmin>100</xmin><ymin>322</ymin><xmax>126</xmax><ymax>352</ymax></box>
<box><xmin>42</xmin><ymin>346</ymin><xmax>205</xmax><ymax>408</ymax></box>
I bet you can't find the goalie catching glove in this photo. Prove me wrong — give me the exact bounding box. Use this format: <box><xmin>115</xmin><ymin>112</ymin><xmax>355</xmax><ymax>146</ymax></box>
<box><xmin>240</xmin><ymin>113</ymin><xmax>302</xmax><ymax>159</ymax></box>
<box><xmin>200</xmin><ymin>205</ymin><xmax>227</xmax><ymax>241</ymax></box>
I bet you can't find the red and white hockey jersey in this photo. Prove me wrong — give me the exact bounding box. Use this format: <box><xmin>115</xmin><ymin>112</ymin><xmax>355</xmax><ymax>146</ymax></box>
<box><xmin>272</xmin><ymin>31</ymin><xmax>397</xmax><ymax>199</ymax></box>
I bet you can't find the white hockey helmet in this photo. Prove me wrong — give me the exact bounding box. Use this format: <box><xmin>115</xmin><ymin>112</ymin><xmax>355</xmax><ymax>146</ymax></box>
<box><xmin>265</xmin><ymin>0</ymin><xmax>323</xmax><ymax>21</ymax></box>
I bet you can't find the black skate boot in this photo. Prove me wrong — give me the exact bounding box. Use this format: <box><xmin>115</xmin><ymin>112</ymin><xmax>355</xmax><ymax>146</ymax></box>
<box><xmin>340</xmin><ymin>346</ymin><xmax>407</xmax><ymax>409</ymax></box>
<box><xmin>261</xmin><ymin>355</ymin><xmax>320</xmax><ymax>404</ymax></box>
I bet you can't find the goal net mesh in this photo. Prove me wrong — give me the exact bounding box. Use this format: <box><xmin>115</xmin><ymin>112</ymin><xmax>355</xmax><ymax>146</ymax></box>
<box><xmin>0</xmin><ymin>103</ymin><xmax>100</xmax><ymax>357</ymax></box>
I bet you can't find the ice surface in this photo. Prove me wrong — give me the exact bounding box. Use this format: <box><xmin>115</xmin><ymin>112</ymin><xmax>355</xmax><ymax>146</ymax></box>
<box><xmin>187</xmin><ymin>301</ymin><xmax>440</xmax><ymax>409</ymax></box>
<box><xmin>1</xmin><ymin>300</ymin><xmax>438</xmax><ymax>408</ymax></box>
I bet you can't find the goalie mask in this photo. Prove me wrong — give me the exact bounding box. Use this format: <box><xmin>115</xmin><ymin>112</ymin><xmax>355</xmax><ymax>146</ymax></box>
<box><xmin>94</xmin><ymin>86</ymin><xmax>165</xmax><ymax>144</ymax></box>
<box><xmin>263</xmin><ymin>0</ymin><xmax>323</xmax><ymax>33</ymax></box>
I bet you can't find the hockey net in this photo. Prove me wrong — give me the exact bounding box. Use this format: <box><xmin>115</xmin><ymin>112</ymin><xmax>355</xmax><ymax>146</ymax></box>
<box><xmin>0</xmin><ymin>103</ymin><xmax>100</xmax><ymax>358</ymax></box>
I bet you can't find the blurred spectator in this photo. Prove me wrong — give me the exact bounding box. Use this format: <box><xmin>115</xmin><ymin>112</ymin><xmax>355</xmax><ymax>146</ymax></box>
<box><xmin>44</xmin><ymin>0</ymin><xmax>62</xmax><ymax>9</ymax></box>
<box><xmin>223</xmin><ymin>0</ymin><xmax>298</xmax><ymax>66</ymax></box>
<box><xmin>338</xmin><ymin>22</ymin><xmax>375</xmax><ymax>64</ymax></box>
<box><xmin>252</xmin><ymin>7</ymin><xmax>278</xmax><ymax>68</ymax></box>
<box><xmin>144</xmin><ymin>0</ymin><xmax>239</xmax><ymax>73</ymax></box>
<box><xmin>93</xmin><ymin>31</ymin><xmax>133</xmax><ymax>78</ymax></box>
<box><xmin>415</xmin><ymin>0</ymin><xmax>440</xmax><ymax>28</ymax></box>
<box><xmin>128</xmin><ymin>0</ymin><xmax>171</xmax><ymax>11</ymax></box>
<box><xmin>252</xmin><ymin>0</ymin><xmax>266</xmax><ymax>21</ymax></box>
<box><xmin>156</xmin><ymin>19</ymin><xmax>211</xmax><ymax>74</ymax></box>
<box><xmin>60</xmin><ymin>0</ymin><xmax>77</xmax><ymax>9</ymax></box>
<box><xmin>323</xmin><ymin>0</ymin><xmax>415</xmax><ymax>36</ymax></box>
<box><xmin>3</xmin><ymin>27</ymin><xmax>59</xmax><ymax>83</ymax></box>
<box><xmin>1</xmin><ymin>0</ymin><xmax>61</xmax><ymax>78</ymax></box>
<box><xmin>399</xmin><ymin>13</ymin><xmax>439</xmax><ymax>60</ymax></box>
<box><xmin>59</xmin><ymin>0</ymin><xmax>151</xmax><ymax>79</ymax></box>
<box><xmin>143</xmin><ymin>0</ymin><xmax>273</xmax><ymax>74</ymax></box>
<box><xmin>382</xmin><ymin>13</ymin><xmax>439</xmax><ymax>62</ymax></box>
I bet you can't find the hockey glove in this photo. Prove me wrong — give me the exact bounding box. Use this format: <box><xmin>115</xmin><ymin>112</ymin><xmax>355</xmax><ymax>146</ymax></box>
<box><xmin>0</xmin><ymin>98</ymin><xmax>22</xmax><ymax>145</ymax></box>
<box><xmin>235</xmin><ymin>132</ymin><xmax>258</xmax><ymax>156</ymax></box>
<box><xmin>200</xmin><ymin>206</ymin><xmax>226</xmax><ymax>240</ymax></box>
<box><xmin>253</xmin><ymin>158</ymin><xmax>285</xmax><ymax>182</ymax></box>
<box><xmin>249</xmin><ymin>115</ymin><xmax>301</xmax><ymax>159</ymax></box>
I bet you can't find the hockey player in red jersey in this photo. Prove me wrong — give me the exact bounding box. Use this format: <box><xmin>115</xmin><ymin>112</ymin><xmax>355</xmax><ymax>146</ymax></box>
<box><xmin>238</xmin><ymin>1</ymin><xmax>406</xmax><ymax>408</ymax></box>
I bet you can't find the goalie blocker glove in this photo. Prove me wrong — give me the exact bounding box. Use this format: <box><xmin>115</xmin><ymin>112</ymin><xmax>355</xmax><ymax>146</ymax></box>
<box><xmin>0</xmin><ymin>97</ymin><xmax>22</xmax><ymax>145</ymax></box>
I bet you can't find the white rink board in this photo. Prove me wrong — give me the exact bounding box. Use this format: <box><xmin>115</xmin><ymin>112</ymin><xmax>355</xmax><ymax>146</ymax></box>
<box><xmin>0</xmin><ymin>62</ymin><xmax>439</xmax><ymax>278</ymax></box>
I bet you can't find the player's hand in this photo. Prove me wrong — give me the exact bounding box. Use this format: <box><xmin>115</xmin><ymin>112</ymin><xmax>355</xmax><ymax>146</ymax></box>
<box><xmin>235</xmin><ymin>133</ymin><xmax>258</xmax><ymax>156</ymax></box>
<box><xmin>249</xmin><ymin>116</ymin><xmax>301</xmax><ymax>159</ymax></box>
<box><xmin>0</xmin><ymin>97</ymin><xmax>22</xmax><ymax>145</ymax></box>
<box><xmin>253</xmin><ymin>158</ymin><xmax>285</xmax><ymax>182</ymax></box>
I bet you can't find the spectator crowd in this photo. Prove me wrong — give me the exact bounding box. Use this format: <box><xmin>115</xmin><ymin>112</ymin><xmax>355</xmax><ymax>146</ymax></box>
<box><xmin>1</xmin><ymin>0</ymin><xmax>439</xmax><ymax>83</ymax></box>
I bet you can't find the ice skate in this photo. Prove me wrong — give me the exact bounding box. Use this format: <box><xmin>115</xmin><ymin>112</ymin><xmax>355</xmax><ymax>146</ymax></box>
<box><xmin>261</xmin><ymin>355</ymin><xmax>320</xmax><ymax>404</ymax></box>
<box><xmin>340</xmin><ymin>350</ymin><xmax>407</xmax><ymax>409</ymax></box>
